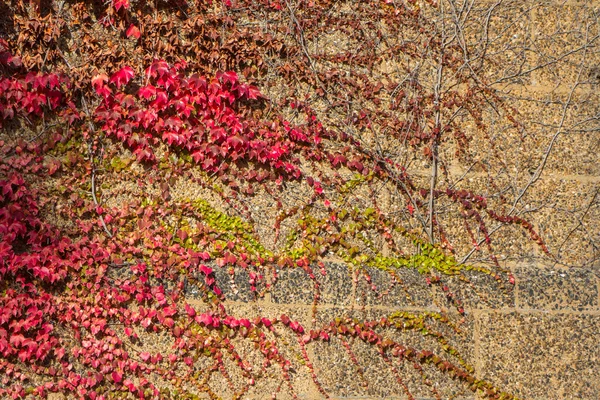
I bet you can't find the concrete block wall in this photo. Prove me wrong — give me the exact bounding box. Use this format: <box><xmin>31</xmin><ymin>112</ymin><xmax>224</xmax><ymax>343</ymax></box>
<box><xmin>181</xmin><ymin>1</ymin><xmax>600</xmax><ymax>398</ymax></box>
<box><xmin>200</xmin><ymin>3</ymin><xmax>600</xmax><ymax>397</ymax></box>
<box><xmin>183</xmin><ymin>262</ymin><xmax>599</xmax><ymax>399</ymax></box>
<box><xmin>104</xmin><ymin>1</ymin><xmax>597</xmax><ymax>398</ymax></box>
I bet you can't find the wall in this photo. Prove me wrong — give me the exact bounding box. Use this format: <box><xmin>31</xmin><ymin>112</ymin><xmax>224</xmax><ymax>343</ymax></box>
<box><xmin>190</xmin><ymin>1</ymin><xmax>600</xmax><ymax>398</ymax></box>
<box><xmin>186</xmin><ymin>261</ymin><xmax>598</xmax><ymax>399</ymax></box>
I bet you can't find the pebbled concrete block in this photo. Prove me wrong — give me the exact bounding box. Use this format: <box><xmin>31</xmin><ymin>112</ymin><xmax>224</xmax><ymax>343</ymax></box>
<box><xmin>478</xmin><ymin>311</ymin><xmax>600</xmax><ymax>399</ymax></box>
<box><xmin>318</xmin><ymin>263</ymin><xmax>355</xmax><ymax>306</ymax></box>
<box><xmin>530</xmin><ymin>3</ymin><xmax>600</xmax><ymax>88</ymax></box>
<box><xmin>272</xmin><ymin>263</ymin><xmax>354</xmax><ymax>306</ymax></box>
<box><xmin>216</xmin><ymin>303</ymin><xmax>316</xmax><ymax>399</ymax></box>
<box><xmin>272</xmin><ymin>266</ymin><xmax>317</xmax><ymax>304</ymax></box>
<box><xmin>355</xmin><ymin>266</ymin><xmax>433</xmax><ymax>309</ymax></box>
<box><xmin>311</xmin><ymin>308</ymin><xmax>478</xmax><ymax>399</ymax></box>
<box><xmin>213</xmin><ymin>265</ymin><xmax>266</xmax><ymax>302</ymax></box>
<box><xmin>516</xmin><ymin>265</ymin><xmax>598</xmax><ymax>311</ymax></box>
<box><xmin>431</xmin><ymin>269</ymin><xmax>516</xmax><ymax>311</ymax></box>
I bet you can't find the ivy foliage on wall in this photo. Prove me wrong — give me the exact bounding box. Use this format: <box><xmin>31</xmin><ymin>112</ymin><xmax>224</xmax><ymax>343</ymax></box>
<box><xmin>0</xmin><ymin>0</ymin><xmax>555</xmax><ymax>398</ymax></box>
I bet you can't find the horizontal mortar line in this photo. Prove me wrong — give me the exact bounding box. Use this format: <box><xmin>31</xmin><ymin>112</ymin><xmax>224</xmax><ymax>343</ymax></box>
<box><xmin>444</xmin><ymin>0</ymin><xmax>598</xmax><ymax>8</ymax></box>
<box><xmin>497</xmin><ymin>83</ymin><xmax>598</xmax><ymax>96</ymax></box>
<box><xmin>209</xmin><ymin>298</ymin><xmax>448</xmax><ymax>315</ymax></box>
<box><xmin>471</xmin><ymin>307</ymin><xmax>600</xmax><ymax>316</ymax></box>
<box><xmin>328</xmin><ymin>398</ymin><xmax>447</xmax><ymax>400</ymax></box>
<box><xmin>476</xmin><ymin>0</ymin><xmax>600</xmax><ymax>5</ymax></box>
<box><xmin>220</xmin><ymin>300</ymin><xmax>358</xmax><ymax>312</ymax></box>
<box><xmin>188</xmin><ymin>298</ymin><xmax>600</xmax><ymax>317</ymax></box>
<box><xmin>406</xmin><ymin>167</ymin><xmax>600</xmax><ymax>184</ymax></box>
<box><xmin>544</xmin><ymin>0</ymin><xmax>600</xmax><ymax>6</ymax></box>
<box><xmin>537</xmin><ymin>172</ymin><xmax>600</xmax><ymax>183</ymax></box>
<box><xmin>269</xmin><ymin>303</ymin><xmax>600</xmax><ymax>315</ymax></box>
<box><xmin>267</xmin><ymin>302</ymin><xmax>447</xmax><ymax>314</ymax></box>
<box><xmin>276</xmin><ymin>259</ymin><xmax>593</xmax><ymax>272</ymax></box>
<box><xmin>510</xmin><ymin>262</ymin><xmax>599</xmax><ymax>270</ymax></box>
<box><xmin>187</xmin><ymin>298</ymin><xmax>271</xmax><ymax>309</ymax></box>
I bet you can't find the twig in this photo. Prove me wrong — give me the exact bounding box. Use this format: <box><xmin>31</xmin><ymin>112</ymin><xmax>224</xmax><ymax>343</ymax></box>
<box><xmin>556</xmin><ymin>187</ymin><xmax>599</xmax><ymax>260</ymax></box>
<box><xmin>90</xmin><ymin>167</ymin><xmax>112</xmax><ymax>238</ymax></box>
<box><xmin>428</xmin><ymin>0</ymin><xmax>446</xmax><ymax>244</ymax></box>
<box><xmin>81</xmin><ymin>95</ymin><xmax>113</xmax><ymax>238</ymax></box>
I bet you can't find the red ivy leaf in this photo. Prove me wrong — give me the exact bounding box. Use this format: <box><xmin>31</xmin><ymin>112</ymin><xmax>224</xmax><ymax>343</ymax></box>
<box><xmin>91</xmin><ymin>74</ymin><xmax>111</xmax><ymax>96</ymax></box>
<box><xmin>162</xmin><ymin>131</ymin><xmax>182</xmax><ymax>146</ymax></box>
<box><xmin>196</xmin><ymin>313</ymin><xmax>213</xmax><ymax>326</ymax></box>
<box><xmin>239</xmin><ymin>319</ymin><xmax>251</xmax><ymax>329</ymax></box>
<box><xmin>314</xmin><ymin>183</ymin><xmax>323</xmax><ymax>195</ymax></box>
<box><xmin>226</xmin><ymin>135</ymin><xmax>247</xmax><ymax>152</ymax></box>
<box><xmin>289</xmin><ymin>320</ymin><xmax>304</xmax><ymax>333</ymax></box>
<box><xmin>199</xmin><ymin>265</ymin><xmax>213</xmax><ymax>275</ymax></box>
<box><xmin>123</xmin><ymin>379</ymin><xmax>136</xmax><ymax>392</ymax></box>
<box><xmin>112</xmin><ymin>371</ymin><xmax>122</xmax><ymax>383</ymax></box>
<box><xmin>113</xmin><ymin>0</ymin><xmax>130</xmax><ymax>11</ymax></box>
<box><xmin>147</xmin><ymin>60</ymin><xmax>170</xmax><ymax>78</ymax></box>
<box><xmin>47</xmin><ymin>159</ymin><xmax>61</xmax><ymax>175</ymax></box>
<box><xmin>138</xmin><ymin>85</ymin><xmax>156</xmax><ymax>100</ymax></box>
<box><xmin>126</xmin><ymin>24</ymin><xmax>141</xmax><ymax>39</ymax></box>
<box><xmin>110</xmin><ymin>66</ymin><xmax>135</xmax><ymax>88</ymax></box>
<box><xmin>220</xmin><ymin>71</ymin><xmax>238</xmax><ymax>84</ymax></box>
<box><xmin>246</xmin><ymin>85</ymin><xmax>262</xmax><ymax>100</ymax></box>
<box><xmin>184</xmin><ymin>304</ymin><xmax>196</xmax><ymax>318</ymax></box>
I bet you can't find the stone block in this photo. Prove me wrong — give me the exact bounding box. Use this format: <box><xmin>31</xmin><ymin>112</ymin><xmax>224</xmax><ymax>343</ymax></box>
<box><xmin>356</xmin><ymin>266</ymin><xmax>434</xmax><ymax>309</ymax></box>
<box><xmin>477</xmin><ymin>311</ymin><xmax>600</xmax><ymax>399</ymax></box>
<box><xmin>513</xmin><ymin>91</ymin><xmax>600</xmax><ymax>176</ymax></box>
<box><xmin>467</xmin><ymin>0</ymin><xmax>537</xmax><ymax>86</ymax></box>
<box><xmin>213</xmin><ymin>265</ymin><xmax>266</xmax><ymax>302</ymax></box>
<box><xmin>432</xmin><ymin>269</ymin><xmax>516</xmax><ymax>311</ymax></box>
<box><xmin>310</xmin><ymin>308</ymin><xmax>478</xmax><ymax>399</ymax></box>
<box><xmin>272</xmin><ymin>267</ymin><xmax>317</xmax><ymax>304</ymax></box>
<box><xmin>516</xmin><ymin>265</ymin><xmax>598</xmax><ymax>310</ymax></box>
<box><xmin>324</xmin><ymin>264</ymin><xmax>358</xmax><ymax>307</ymax></box>
<box><xmin>522</xmin><ymin>179</ymin><xmax>600</xmax><ymax>266</ymax></box>
<box><xmin>452</xmin><ymin>87</ymin><xmax>599</xmax><ymax>178</ymax></box>
<box><xmin>272</xmin><ymin>263</ymin><xmax>354</xmax><ymax>307</ymax></box>
<box><xmin>442</xmin><ymin>174</ymin><xmax>600</xmax><ymax>267</ymax></box>
<box><xmin>219</xmin><ymin>303</ymin><xmax>317</xmax><ymax>398</ymax></box>
<box><xmin>432</xmin><ymin>189</ymin><xmax>540</xmax><ymax>263</ymax></box>
<box><xmin>530</xmin><ymin>3</ymin><xmax>600</xmax><ymax>88</ymax></box>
